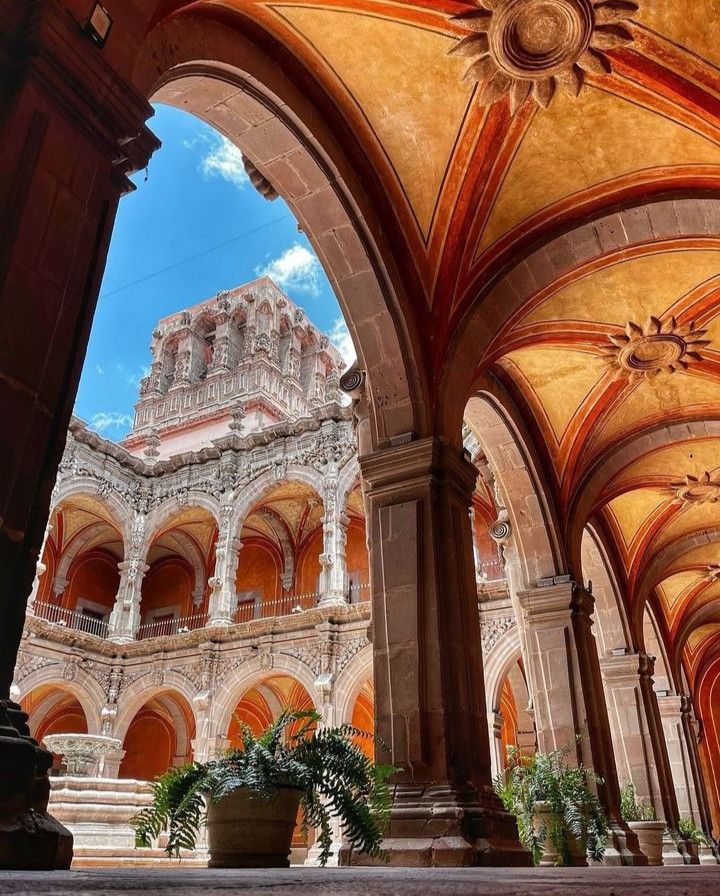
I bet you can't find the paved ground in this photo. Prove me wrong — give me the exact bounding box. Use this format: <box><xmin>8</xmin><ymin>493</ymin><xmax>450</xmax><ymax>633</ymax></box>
<box><xmin>0</xmin><ymin>867</ymin><xmax>718</xmax><ymax>896</ymax></box>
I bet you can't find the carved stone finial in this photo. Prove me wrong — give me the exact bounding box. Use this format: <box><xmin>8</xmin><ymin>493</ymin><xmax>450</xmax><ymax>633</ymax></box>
<box><xmin>449</xmin><ymin>0</ymin><xmax>638</xmax><ymax>111</ymax></box>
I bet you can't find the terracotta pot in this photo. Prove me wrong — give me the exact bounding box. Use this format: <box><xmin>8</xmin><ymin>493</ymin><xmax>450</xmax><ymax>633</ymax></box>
<box><xmin>206</xmin><ymin>787</ymin><xmax>302</xmax><ymax>868</ymax></box>
<box><xmin>628</xmin><ymin>820</ymin><xmax>665</xmax><ymax>866</ymax></box>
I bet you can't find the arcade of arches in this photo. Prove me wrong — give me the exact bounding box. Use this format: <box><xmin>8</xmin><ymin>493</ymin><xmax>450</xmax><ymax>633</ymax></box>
<box><xmin>3</xmin><ymin>0</ymin><xmax>720</xmax><ymax>875</ymax></box>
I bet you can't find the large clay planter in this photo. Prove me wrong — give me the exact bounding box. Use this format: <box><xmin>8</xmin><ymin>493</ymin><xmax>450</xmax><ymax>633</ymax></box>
<box><xmin>628</xmin><ymin>821</ymin><xmax>665</xmax><ymax>866</ymax></box>
<box><xmin>206</xmin><ymin>787</ymin><xmax>302</xmax><ymax>868</ymax></box>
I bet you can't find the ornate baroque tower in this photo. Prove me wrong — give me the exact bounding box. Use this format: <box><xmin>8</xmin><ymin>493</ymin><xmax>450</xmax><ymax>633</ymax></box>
<box><xmin>123</xmin><ymin>277</ymin><xmax>344</xmax><ymax>459</ymax></box>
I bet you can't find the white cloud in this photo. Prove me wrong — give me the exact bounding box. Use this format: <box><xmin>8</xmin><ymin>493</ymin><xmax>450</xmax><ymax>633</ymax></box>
<box><xmin>95</xmin><ymin>365</ymin><xmax>104</xmax><ymax>375</ymax></box>
<box><xmin>186</xmin><ymin>132</ymin><xmax>249</xmax><ymax>190</ymax></box>
<box><xmin>328</xmin><ymin>317</ymin><xmax>356</xmax><ymax>371</ymax></box>
<box><xmin>128</xmin><ymin>365</ymin><xmax>151</xmax><ymax>389</ymax></box>
<box><xmin>90</xmin><ymin>412</ymin><xmax>132</xmax><ymax>435</ymax></box>
<box><xmin>257</xmin><ymin>243</ymin><xmax>322</xmax><ymax>296</ymax></box>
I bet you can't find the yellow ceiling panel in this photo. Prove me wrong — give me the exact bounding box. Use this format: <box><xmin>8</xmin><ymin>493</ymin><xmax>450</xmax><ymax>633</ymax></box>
<box><xmin>478</xmin><ymin>87</ymin><xmax>720</xmax><ymax>252</ymax></box>
<box><xmin>523</xmin><ymin>251</ymin><xmax>720</xmax><ymax>328</ymax></box>
<box><xmin>273</xmin><ymin>4</ymin><xmax>474</xmax><ymax>237</ymax></box>
<box><xmin>616</xmin><ymin>438</ymin><xmax>720</xmax><ymax>485</ymax></box>
<box><xmin>640</xmin><ymin>1</ymin><xmax>720</xmax><ymax>69</ymax></box>
<box><xmin>657</xmin><ymin>570</ymin><xmax>704</xmax><ymax>612</ymax></box>
<box><xmin>655</xmin><ymin>502</ymin><xmax>720</xmax><ymax>551</ymax></box>
<box><xmin>504</xmin><ymin>346</ymin><xmax>605</xmax><ymax>441</ymax></box>
<box><xmin>606</xmin><ymin>487</ymin><xmax>668</xmax><ymax>548</ymax></box>
<box><xmin>593</xmin><ymin>372</ymin><xmax>720</xmax><ymax>447</ymax></box>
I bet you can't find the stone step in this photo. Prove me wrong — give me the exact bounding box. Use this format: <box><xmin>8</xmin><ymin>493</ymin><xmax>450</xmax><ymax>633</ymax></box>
<box><xmin>71</xmin><ymin>848</ymin><xmax>207</xmax><ymax>869</ymax></box>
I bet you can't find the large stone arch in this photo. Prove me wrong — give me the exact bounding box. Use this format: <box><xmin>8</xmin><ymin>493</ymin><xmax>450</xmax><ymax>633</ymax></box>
<box><xmin>483</xmin><ymin>624</ymin><xmax>523</xmax><ymax>714</ymax></box>
<box><xmin>229</xmin><ymin>465</ymin><xmax>325</xmax><ymax>540</ymax></box>
<box><xmin>464</xmin><ymin>391</ymin><xmax>563</xmax><ymax>586</ymax></box>
<box><xmin>50</xmin><ymin>479</ymin><xmax>131</xmax><ymax>545</ymax></box>
<box><xmin>334</xmin><ymin>643</ymin><xmax>373</xmax><ymax>726</ymax></box>
<box><xmin>144</xmin><ymin>491</ymin><xmax>221</xmax><ymax>551</ymax></box>
<box><xmin>112</xmin><ymin>674</ymin><xmax>199</xmax><ymax>744</ymax></box>
<box><xmin>211</xmin><ymin>652</ymin><xmax>319</xmax><ymax>738</ymax></box>
<box><xmin>582</xmin><ymin>525</ymin><xmax>634</xmax><ymax>656</ymax></box>
<box><xmin>15</xmin><ymin>668</ymin><xmax>105</xmax><ymax>736</ymax></box>
<box><xmin>337</xmin><ymin>456</ymin><xmax>361</xmax><ymax>514</ymax></box>
<box><xmin>131</xmin><ymin>12</ymin><xmax>425</xmax><ymax>452</ymax></box>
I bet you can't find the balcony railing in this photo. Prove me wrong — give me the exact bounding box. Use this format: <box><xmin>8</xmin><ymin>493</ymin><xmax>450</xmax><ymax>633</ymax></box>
<box><xmin>33</xmin><ymin>601</ymin><xmax>110</xmax><ymax>639</ymax></box>
<box><xmin>136</xmin><ymin>612</ymin><xmax>209</xmax><ymax>640</ymax></box>
<box><xmin>235</xmin><ymin>592</ymin><xmax>319</xmax><ymax>623</ymax></box>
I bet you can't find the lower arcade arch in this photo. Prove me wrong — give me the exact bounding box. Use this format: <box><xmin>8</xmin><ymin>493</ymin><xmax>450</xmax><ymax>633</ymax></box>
<box><xmin>118</xmin><ymin>690</ymin><xmax>196</xmax><ymax>781</ymax></box>
<box><xmin>21</xmin><ymin>684</ymin><xmax>89</xmax><ymax>745</ymax></box>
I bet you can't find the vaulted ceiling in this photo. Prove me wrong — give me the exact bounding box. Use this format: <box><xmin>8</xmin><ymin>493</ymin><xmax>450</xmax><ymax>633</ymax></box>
<box><xmin>141</xmin><ymin>1</ymin><xmax>720</xmax><ymax>698</ymax></box>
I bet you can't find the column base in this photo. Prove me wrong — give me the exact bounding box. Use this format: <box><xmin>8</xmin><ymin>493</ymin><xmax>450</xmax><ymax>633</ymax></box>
<box><xmin>0</xmin><ymin>701</ymin><xmax>73</xmax><ymax>870</ymax></box>
<box><xmin>601</xmin><ymin>823</ymin><xmax>649</xmax><ymax>866</ymax></box>
<box><xmin>0</xmin><ymin>805</ymin><xmax>73</xmax><ymax>870</ymax></box>
<box><xmin>339</xmin><ymin>784</ymin><xmax>531</xmax><ymax>868</ymax></box>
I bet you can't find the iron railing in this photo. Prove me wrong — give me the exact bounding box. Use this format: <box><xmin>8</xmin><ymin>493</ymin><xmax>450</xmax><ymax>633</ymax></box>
<box><xmin>33</xmin><ymin>601</ymin><xmax>110</xmax><ymax>639</ymax></box>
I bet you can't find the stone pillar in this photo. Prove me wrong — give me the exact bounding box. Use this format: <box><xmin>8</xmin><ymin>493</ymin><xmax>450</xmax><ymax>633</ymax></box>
<box><xmin>208</xmin><ymin>506</ymin><xmax>243</xmax><ymax>625</ymax></box>
<box><xmin>107</xmin><ymin>558</ymin><xmax>149</xmax><ymax>643</ymax></box>
<box><xmin>488</xmin><ymin>710</ymin><xmax>505</xmax><ymax>780</ymax></box>
<box><xmin>318</xmin><ymin>477</ymin><xmax>348</xmax><ymax>607</ymax></box>
<box><xmin>343</xmin><ymin>438</ymin><xmax>528</xmax><ymax>867</ymax></box>
<box><xmin>601</xmin><ymin>652</ymin><xmax>686</xmax><ymax>864</ymax></box>
<box><xmin>0</xmin><ymin>5</ymin><xmax>158</xmax><ymax>866</ymax></box>
<box><xmin>658</xmin><ymin>694</ymin><xmax>702</xmax><ymax>824</ymax></box>
<box><xmin>519</xmin><ymin>583</ymin><xmax>645</xmax><ymax>864</ymax></box>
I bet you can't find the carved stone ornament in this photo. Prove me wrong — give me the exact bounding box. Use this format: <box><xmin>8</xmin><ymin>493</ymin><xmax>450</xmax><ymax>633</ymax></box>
<box><xmin>669</xmin><ymin>471</ymin><xmax>720</xmax><ymax>505</ymax></box>
<box><xmin>450</xmin><ymin>0</ymin><xmax>638</xmax><ymax>110</ymax></box>
<box><xmin>480</xmin><ymin>615</ymin><xmax>516</xmax><ymax>654</ymax></box>
<box><xmin>600</xmin><ymin>317</ymin><xmax>710</xmax><ymax>381</ymax></box>
<box><xmin>705</xmin><ymin>564</ymin><xmax>720</xmax><ymax>583</ymax></box>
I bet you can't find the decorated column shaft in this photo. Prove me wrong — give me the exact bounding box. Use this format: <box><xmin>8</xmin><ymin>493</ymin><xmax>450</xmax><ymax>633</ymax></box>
<box><xmin>319</xmin><ymin>477</ymin><xmax>348</xmax><ymax>606</ymax></box>
<box><xmin>208</xmin><ymin>504</ymin><xmax>243</xmax><ymax>625</ymax></box>
<box><xmin>108</xmin><ymin>514</ymin><xmax>149</xmax><ymax>643</ymax></box>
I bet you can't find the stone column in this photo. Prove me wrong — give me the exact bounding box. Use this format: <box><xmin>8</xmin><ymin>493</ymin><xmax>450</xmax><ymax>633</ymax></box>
<box><xmin>601</xmin><ymin>652</ymin><xmax>686</xmax><ymax>863</ymax></box>
<box><xmin>318</xmin><ymin>477</ymin><xmax>348</xmax><ymax>607</ymax></box>
<box><xmin>107</xmin><ymin>558</ymin><xmax>149</xmax><ymax>644</ymax></box>
<box><xmin>488</xmin><ymin>710</ymin><xmax>505</xmax><ymax>780</ymax></box>
<box><xmin>208</xmin><ymin>506</ymin><xmax>243</xmax><ymax>625</ymax></box>
<box><xmin>519</xmin><ymin>583</ymin><xmax>645</xmax><ymax>864</ymax></box>
<box><xmin>0</xmin><ymin>4</ymin><xmax>158</xmax><ymax>865</ymax></box>
<box><xmin>343</xmin><ymin>438</ymin><xmax>528</xmax><ymax>867</ymax></box>
<box><xmin>658</xmin><ymin>695</ymin><xmax>701</xmax><ymax>822</ymax></box>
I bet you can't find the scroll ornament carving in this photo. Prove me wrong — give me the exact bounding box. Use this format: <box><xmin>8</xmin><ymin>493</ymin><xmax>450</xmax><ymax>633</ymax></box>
<box><xmin>336</xmin><ymin>637</ymin><xmax>370</xmax><ymax>673</ymax></box>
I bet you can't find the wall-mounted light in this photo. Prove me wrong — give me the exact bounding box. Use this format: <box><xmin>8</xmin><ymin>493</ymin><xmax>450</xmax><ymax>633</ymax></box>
<box><xmin>84</xmin><ymin>3</ymin><xmax>113</xmax><ymax>49</ymax></box>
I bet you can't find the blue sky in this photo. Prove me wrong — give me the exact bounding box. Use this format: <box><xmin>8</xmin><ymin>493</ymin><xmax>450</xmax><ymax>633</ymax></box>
<box><xmin>75</xmin><ymin>104</ymin><xmax>354</xmax><ymax>438</ymax></box>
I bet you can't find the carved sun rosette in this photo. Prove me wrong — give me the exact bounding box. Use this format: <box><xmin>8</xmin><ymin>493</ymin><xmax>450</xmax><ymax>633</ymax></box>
<box><xmin>669</xmin><ymin>471</ymin><xmax>720</xmax><ymax>506</ymax></box>
<box><xmin>450</xmin><ymin>0</ymin><xmax>638</xmax><ymax>110</ymax></box>
<box><xmin>600</xmin><ymin>317</ymin><xmax>710</xmax><ymax>381</ymax></box>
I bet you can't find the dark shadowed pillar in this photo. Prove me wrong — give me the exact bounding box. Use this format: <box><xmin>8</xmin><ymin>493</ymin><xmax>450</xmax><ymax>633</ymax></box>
<box><xmin>0</xmin><ymin>2</ymin><xmax>158</xmax><ymax>867</ymax></box>
<box><xmin>343</xmin><ymin>437</ymin><xmax>529</xmax><ymax>867</ymax></box>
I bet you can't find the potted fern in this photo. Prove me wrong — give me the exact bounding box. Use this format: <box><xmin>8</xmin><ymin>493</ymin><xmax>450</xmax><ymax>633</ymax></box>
<box><xmin>677</xmin><ymin>816</ymin><xmax>717</xmax><ymax>864</ymax></box>
<box><xmin>619</xmin><ymin>783</ymin><xmax>664</xmax><ymax>865</ymax></box>
<box><xmin>132</xmin><ymin>708</ymin><xmax>391</xmax><ymax>867</ymax></box>
<box><xmin>495</xmin><ymin>745</ymin><xmax>608</xmax><ymax>866</ymax></box>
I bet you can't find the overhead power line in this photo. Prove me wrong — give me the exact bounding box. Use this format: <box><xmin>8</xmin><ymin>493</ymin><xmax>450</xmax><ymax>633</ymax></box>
<box><xmin>99</xmin><ymin>212</ymin><xmax>294</xmax><ymax>300</ymax></box>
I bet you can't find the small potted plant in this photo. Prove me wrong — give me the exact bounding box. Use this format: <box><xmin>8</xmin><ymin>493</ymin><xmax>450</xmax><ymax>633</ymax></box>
<box><xmin>495</xmin><ymin>745</ymin><xmax>608</xmax><ymax>866</ymax></box>
<box><xmin>678</xmin><ymin>816</ymin><xmax>717</xmax><ymax>865</ymax></box>
<box><xmin>132</xmin><ymin>708</ymin><xmax>391</xmax><ymax>867</ymax></box>
<box><xmin>620</xmin><ymin>783</ymin><xmax>664</xmax><ymax>865</ymax></box>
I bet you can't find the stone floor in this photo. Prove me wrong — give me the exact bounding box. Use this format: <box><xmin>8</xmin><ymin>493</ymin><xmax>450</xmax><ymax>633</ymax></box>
<box><xmin>0</xmin><ymin>867</ymin><xmax>719</xmax><ymax>895</ymax></box>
